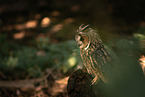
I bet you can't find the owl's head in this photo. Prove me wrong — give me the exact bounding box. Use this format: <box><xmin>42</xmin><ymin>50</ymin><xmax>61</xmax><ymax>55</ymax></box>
<box><xmin>75</xmin><ymin>25</ymin><xmax>102</xmax><ymax>50</ymax></box>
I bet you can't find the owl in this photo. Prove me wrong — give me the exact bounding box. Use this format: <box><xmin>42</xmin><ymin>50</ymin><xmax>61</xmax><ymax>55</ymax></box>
<box><xmin>75</xmin><ymin>25</ymin><xmax>114</xmax><ymax>84</ymax></box>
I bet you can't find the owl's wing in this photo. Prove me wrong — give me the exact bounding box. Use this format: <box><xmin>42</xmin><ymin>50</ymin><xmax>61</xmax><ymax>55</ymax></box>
<box><xmin>90</xmin><ymin>47</ymin><xmax>113</xmax><ymax>82</ymax></box>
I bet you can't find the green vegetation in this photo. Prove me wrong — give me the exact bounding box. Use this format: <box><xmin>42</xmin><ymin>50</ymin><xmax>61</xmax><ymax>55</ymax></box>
<box><xmin>0</xmin><ymin>35</ymin><xmax>81</xmax><ymax>78</ymax></box>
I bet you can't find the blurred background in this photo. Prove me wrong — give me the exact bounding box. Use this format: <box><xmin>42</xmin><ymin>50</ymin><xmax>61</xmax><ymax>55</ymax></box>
<box><xmin>0</xmin><ymin>0</ymin><xmax>145</xmax><ymax>96</ymax></box>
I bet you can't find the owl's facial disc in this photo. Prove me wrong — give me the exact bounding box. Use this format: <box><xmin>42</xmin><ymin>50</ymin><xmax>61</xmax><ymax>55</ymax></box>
<box><xmin>75</xmin><ymin>33</ymin><xmax>90</xmax><ymax>50</ymax></box>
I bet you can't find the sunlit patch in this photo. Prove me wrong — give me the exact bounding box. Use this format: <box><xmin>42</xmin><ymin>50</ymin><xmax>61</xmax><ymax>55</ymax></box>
<box><xmin>68</xmin><ymin>56</ymin><xmax>77</xmax><ymax>66</ymax></box>
<box><xmin>51</xmin><ymin>24</ymin><xmax>63</xmax><ymax>32</ymax></box>
<box><xmin>51</xmin><ymin>10</ymin><xmax>60</xmax><ymax>16</ymax></box>
<box><xmin>13</xmin><ymin>31</ymin><xmax>25</xmax><ymax>39</ymax></box>
<box><xmin>41</xmin><ymin>17</ymin><xmax>51</xmax><ymax>27</ymax></box>
<box><xmin>64</xmin><ymin>18</ymin><xmax>74</xmax><ymax>24</ymax></box>
<box><xmin>51</xmin><ymin>77</ymin><xmax>69</xmax><ymax>96</ymax></box>
<box><xmin>139</xmin><ymin>55</ymin><xmax>145</xmax><ymax>75</ymax></box>
<box><xmin>25</xmin><ymin>20</ymin><xmax>37</xmax><ymax>28</ymax></box>
<box><xmin>14</xmin><ymin>24</ymin><xmax>25</xmax><ymax>30</ymax></box>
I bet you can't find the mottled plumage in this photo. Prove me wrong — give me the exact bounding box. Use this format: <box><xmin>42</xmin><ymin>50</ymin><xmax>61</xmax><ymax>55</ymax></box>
<box><xmin>75</xmin><ymin>25</ymin><xmax>114</xmax><ymax>84</ymax></box>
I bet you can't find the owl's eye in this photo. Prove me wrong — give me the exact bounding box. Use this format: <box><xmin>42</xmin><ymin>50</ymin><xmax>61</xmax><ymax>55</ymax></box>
<box><xmin>80</xmin><ymin>35</ymin><xmax>84</xmax><ymax>42</ymax></box>
<box><xmin>76</xmin><ymin>33</ymin><xmax>90</xmax><ymax>49</ymax></box>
